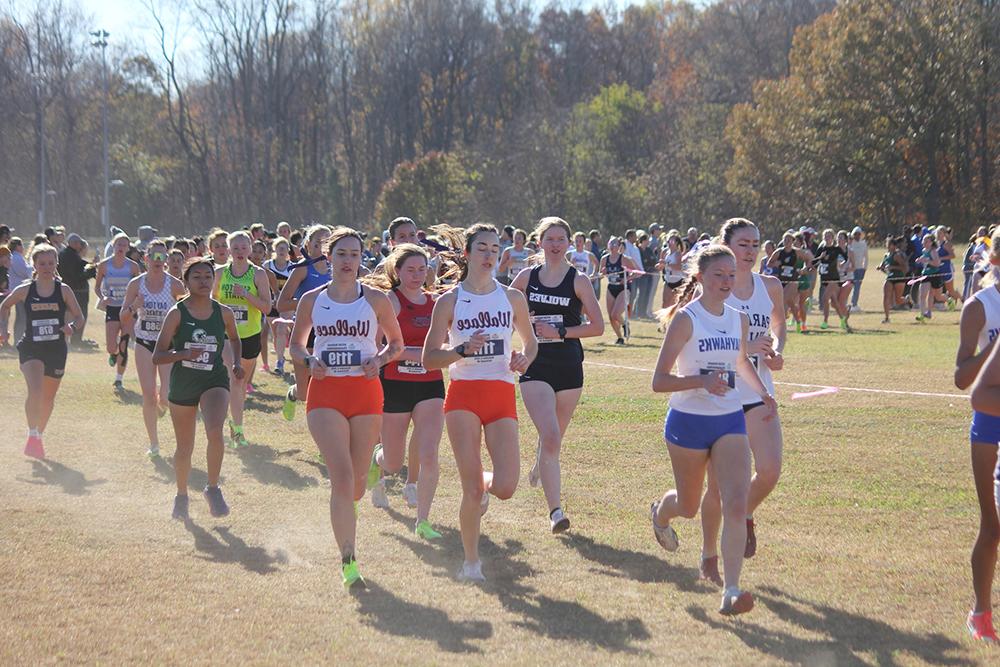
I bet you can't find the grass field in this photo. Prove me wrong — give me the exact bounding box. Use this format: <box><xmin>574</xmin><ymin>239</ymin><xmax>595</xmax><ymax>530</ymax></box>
<box><xmin>0</xmin><ymin>259</ymin><xmax>995</xmax><ymax>665</ymax></box>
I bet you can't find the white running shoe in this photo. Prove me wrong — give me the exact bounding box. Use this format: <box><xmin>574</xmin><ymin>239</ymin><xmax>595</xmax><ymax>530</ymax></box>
<box><xmin>650</xmin><ymin>501</ymin><xmax>679</xmax><ymax>551</ymax></box>
<box><xmin>550</xmin><ymin>508</ymin><xmax>570</xmax><ymax>534</ymax></box>
<box><xmin>402</xmin><ymin>482</ymin><xmax>418</xmax><ymax>508</ymax></box>
<box><xmin>370</xmin><ymin>478</ymin><xmax>389</xmax><ymax>509</ymax></box>
<box><xmin>457</xmin><ymin>560</ymin><xmax>485</xmax><ymax>583</ymax></box>
<box><xmin>147</xmin><ymin>443</ymin><xmax>160</xmax><ymax>459</ymax></box>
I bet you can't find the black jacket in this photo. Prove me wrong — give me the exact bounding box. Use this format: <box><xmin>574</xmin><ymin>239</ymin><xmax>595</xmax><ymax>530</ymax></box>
<box><xmin>58</xmin><ymin>246</ymin><xmax>96</xmax><ymax>291</ymax></box>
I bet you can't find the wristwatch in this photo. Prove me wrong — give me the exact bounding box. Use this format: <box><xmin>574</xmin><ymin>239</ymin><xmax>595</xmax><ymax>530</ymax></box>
<box><xmin>557</xmin><ymin>325</ymin><xmax>567</xmax><ymax>340</ymax></box>
<box><xmin>454</xmin><ymin>343</ymin><xmax>467</xmax><ymax>358</ymax></box>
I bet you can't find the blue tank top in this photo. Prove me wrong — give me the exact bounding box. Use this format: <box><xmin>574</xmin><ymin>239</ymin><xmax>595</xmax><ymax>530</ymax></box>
<box><xmin>938</xmin><ymin>246</ymin><xmax>953</xmax><ymax>277</ymax></box>
<box><xmin>102</xmin><ymin>259</ymin><xmax>133</xmax><ymax>306</ymax></box>
<box><xmin>294</xmin><ymin>260</ymin><xmax>332</xmax><ymax>299</ymax></box>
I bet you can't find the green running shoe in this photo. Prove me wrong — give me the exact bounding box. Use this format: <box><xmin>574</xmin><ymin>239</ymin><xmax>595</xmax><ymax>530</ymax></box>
<box><xmin>282</xmin><ymin>386</ymin><xmax>296</xmax><ymax>422</ymax></box>
<box><xmin>820</xmin><ymin>321</ymin><xmax>829</xmax><ymax>330</ymax></box>
<box><xmin>415</xmin><ymin>520</ymin><xmax>442</xmax><ymax>540</ymax></box>
<box><xmin>342</xmin><ymin>559</ymin><xmax>365</xmax><ymax>590</ymax></box>
<box><xmin>228</xmin><ymin>421</ymin><xmax>249</xmax><ymax>449</ymax></box>
<box><xmin>795</xmin><ymin>321</ymin><xmax>801</xmax><ymax>333</ymax></box>
<box><xmin>366</xmin><ymin>444</ymin><xmax>383</xmax><ymax>490</ymax></box>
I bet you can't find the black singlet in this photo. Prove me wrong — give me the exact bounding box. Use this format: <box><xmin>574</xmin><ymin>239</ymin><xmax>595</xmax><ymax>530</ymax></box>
<box><xmin>776</xmin><ymin>249</ymin><xmax>798</xmax><ymax>283</ymax></box>
<box><xmin>525</xmin><ymin>265</ymin><xmax>583</xmax><ymax>366</ymax></box>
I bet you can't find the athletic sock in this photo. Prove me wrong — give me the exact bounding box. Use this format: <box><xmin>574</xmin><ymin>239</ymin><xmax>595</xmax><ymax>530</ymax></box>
<box><xmin>342</xmin><ymin>553</ymin><xmax>355</xmax><ymax>565</ymax></box>
<box><xmin>549</xmin><ymin>507</ymin><xmax>561</xmax><ymax>519</ymax></box>
<box><xmin>28</xmin><ymin>428</ymin><xmax>39</xmax><ymax>438</ymax></box>
<box><xmin>115</xmin><ymin>373</ymin><xmax>123</xmax><ymax>382</ymax></box>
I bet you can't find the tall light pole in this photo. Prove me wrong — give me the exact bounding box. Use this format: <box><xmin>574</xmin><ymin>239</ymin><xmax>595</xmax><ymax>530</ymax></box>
<box><xmin>34</xmin><ymin>72</ymin><xmax>47</xmax><ymax>231</ymax></box>
<box><xmin>91</xmin><ymin>29</ymin><xmax>110</xmax><ymax>240</ymax></box>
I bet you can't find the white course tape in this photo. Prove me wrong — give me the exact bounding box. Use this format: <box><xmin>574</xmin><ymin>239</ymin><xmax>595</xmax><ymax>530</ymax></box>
<box><xmin>582</xmin><ymin>360</ymin><xmax>966</xmax><ymax>400</ymax></box>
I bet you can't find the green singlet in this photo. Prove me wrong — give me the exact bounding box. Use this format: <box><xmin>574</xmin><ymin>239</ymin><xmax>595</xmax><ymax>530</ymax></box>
<box><xmin>168</xmin><ymin>300</ymin><xmax>230</xmax><ymax>406</ymax></box>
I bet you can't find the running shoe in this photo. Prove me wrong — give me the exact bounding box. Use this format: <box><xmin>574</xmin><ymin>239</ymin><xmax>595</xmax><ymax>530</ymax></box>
<box><xmin>881</xmin><ymin>317</ymin><xmax>890</xmax><ymax>324</ymax></box>
<box><xmin>402</xmin><ymin>482</ymin><xmax>418</xmax><ymax>508</ymax></box>
<box><xmin>113</xmin><ymin>379</ymin><xmax>124</xmax><ymax>393</ymax></box>
<box><xmin>24</xmin><ymin>435</ymin><xmax>45</xmax><ymax>459</ymax></box>
<box><xmin>261</xmin><ymin>364</ymin><xmax>271</xmax><ymax>374</ymax></box>
<box><xmin>457</xmin><ymin>560</ymin><xmax>486</xmax><ymax>583</ymax></box>
<box><xmin>805</xmin><ymin>297</ymin><xmax>813</xmax><ymax>313</ymax></box>
<box><xmin>850</xmin><ymin>304</ymin><xmax>861</xmax><ymax>313</ymax></box>
<box><xmin>274</xmin><ymin>359</ymin><xmax>285</xmax><ymax>376</ymax></box>
<box><xmin>800</xmin><ymin>324</ymin><xmax>809</xmax><ymax>332</ymax></box>
<box><xmin>745</xmin><ymin>518</ymin><xmax>757</xmax><ymax>558</ymax></box>
<box><xmin>108</xmin><ymin>353</ymin><xmax>117</xmax><ymax>367</ymax></box>
<box><xmin>820</xmin><ymin>321</ymin><xmax>829</xmax><ymax>330</ymax></box>
<box><xmin>700</xmin><ymin>555</ymin><xmax>723</xmax><ymax>587</ymax></box>
<box><xmin>370</xmin><ymin>478</ymin><xmax>389</xmax><ymax>509</ymax></box>
<box><xmin>366</xmin><ymin>444</ymin><xmax>383</xmax><ymax>490</ymax></box>
<box><xmin>528</xmin><ymin>447</ymin><xmax>541</xmax><ymax>488</ymax></box>
<box><xmin>623</xmin><ymin>321</ymin><xmax>630</xmax><ymax>339</ymax></box>
<box><xmin>172</xmin><ymin>494</ymin><xmax>189</xmax><ymax>520</ymax></box>
<box><xmin>650</xmin><ymin>501</ymin><xmax>679</xmax><ymax>552</ymax></box>
<box><xmin>948</xmin><ymin>298</ymin><xmax>957</xmax><ymax>311</ymax></box>
<box><xmin>794</xmin><ymin>321</ymin><xmax>801</xmax><ymax>333</ymax></box>
<box><xmin>915</xmin><ymin>313</ymin><xmax>926</xmax><ymax>322</ymax></box>
<box><xmin>282</xmin><ymin>386</ymin><xmax>296</xmax><ymax>421</ymax></box>
<box><xmin>550</xmin><ymin>508</ymin><xmax>570</xmax><ymax>534</ymax></box>
<box><xmin>157</xmin><ymin>403</ymin><xmax>168</xmax><ymax>419</ymax></box>
<box><xmin>719</xmin><ymin>588</ymin><xmax>754</xmax><ymax>616</ymax></box>
<box><xmin>203</xmin><ymin>485</ymin><xmax>230</xmax><ymax>517</ymax></box>
<box><xmin>342</xmin><ymin>559</ymin><xmax>366</xmax><ymax>590</ymax></box>
<box><xmin>228</xmin><ymin>421</ymin><xmax>249</xmax><ymax>449</ymax></box>
<box><xmin>967</xmin><ymin>610</ymin><xmax>999</xmax><ymax>643</ymax></box>
<box><xmin>245</xmin><ymin>382</ymin><xmax>255</xmax><ymax>395</ymax></box>
<box><xmin>614</xmin><ymin>337</ymin><xmax>625</xmax><ymax>345</ymax></box>
<box><xmin>147</xmin><ymin>444</ymin><xmax>160</xmax><ymax>459</ymax></box>
<box><xmin>415</xmin><ymin>520</ymin><xmax>442</xmax><ymax>540</ymax></box>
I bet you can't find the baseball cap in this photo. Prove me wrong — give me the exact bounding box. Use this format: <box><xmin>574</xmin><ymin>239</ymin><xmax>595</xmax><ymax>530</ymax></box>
<box><xmin>0</xmin><ymin>224</ymin><xmax>13</xmax><ymax>235</ymax></box>
<box><xmin>852</xmin><ymin>226</ymin><xmax>863</xmax><ymax>235</ymax></box>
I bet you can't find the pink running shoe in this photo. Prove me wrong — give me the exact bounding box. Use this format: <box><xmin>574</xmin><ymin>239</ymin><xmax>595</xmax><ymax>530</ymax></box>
<box><xmin>246</xmin><ymin>382</ymin><xmax>256</xmax><ymax>395</ymax></box>
<box><xmin>24</xmin><ymin>436</ymin><xmax>45</xmax><ymax>459</ymax></box>
<box><xmin>967</xmin><ymin>610</ymin><xmax>999</xmax><ymax>643</ymax></box>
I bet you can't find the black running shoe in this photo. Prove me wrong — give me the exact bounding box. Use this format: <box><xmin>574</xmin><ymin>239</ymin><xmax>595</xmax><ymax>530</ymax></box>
<box><xmin>203</xmin><ymin>486</ymin><xmax>230</xmax><ymax>517</ymax></box>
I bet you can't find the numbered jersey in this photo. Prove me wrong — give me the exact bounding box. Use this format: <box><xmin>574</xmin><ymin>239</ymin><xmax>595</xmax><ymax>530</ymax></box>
<box><xmin>102</xmin><ymin>258</ymin><xmax>133</xmax><ymax>306</ymax></box>
<box><xmin>218</xmin><ymin>264</ymin><xmax>262</xmax><ymax>339</ymax></box>
<box><xmin>526</xmin><ymin>265</ymin><xmax>583</xmax><ymax>363</ymax></box>
<box><xmin>570</xmin><ymin>251</ymin><xmax>592</xmax><ymax>277</ymax></box>
<box><xmin>310</xmin><ymin>284</ymin><xmax>378</xmax><ymax>378</ymax></box>
<box><xmin>668</xmin><ymin>300</ymin><xmax>744</xmax><ymax>415</ymax></box>
<box><xmin>135</xmin><ymin>274</ymin><xmax>175</xmax><ymax>342</ymax></box>
<box><xmin>22</xmin><ymin>279</ymin><xmax>66</xmax><ymax>345</ymax></box>
<box><xmin>973</xmin><ymin>285</ymin><xmax>1000</xmax><ymax>353</ymax></box>
<box><xmin>448</xmin><ymin>280</ymin><xmax>515</xmax><ymax>384</ymax></box>
<box><xmin>727</xmin><ymin>273</ymin><xmax>775</xmax><ymax>404</ymax></box>
<box><xmin>507</xmin><ymin>248</ymin><xmax>532</xmax><ymax>280</ymax></box>
<box><xmin>382</xmin><ymin>289</ymin><xmax>442</xmax><ymax>382</ymax></box>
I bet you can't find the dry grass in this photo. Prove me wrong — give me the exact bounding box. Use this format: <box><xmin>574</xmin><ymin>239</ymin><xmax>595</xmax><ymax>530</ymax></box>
<box><xmin>0</xmin><ymin>260</ymin><xmax>993</xmax><ymax>665</ymax></box>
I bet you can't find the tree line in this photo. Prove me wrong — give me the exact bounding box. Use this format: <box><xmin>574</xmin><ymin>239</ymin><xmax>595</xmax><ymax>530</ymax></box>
<box><xmin>1</xmin><ymin>0</ymin><xmax>996</xmax><ymax>242</ymax></box>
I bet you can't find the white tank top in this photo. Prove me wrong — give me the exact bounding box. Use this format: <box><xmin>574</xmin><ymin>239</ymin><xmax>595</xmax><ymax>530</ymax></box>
<box><xmin>973</xmin><ymin>285</ymin><xmax>1000</xmax><ymax>352</ymax></box>
<box><xmin>668</xmin><ymin>300</ymin><xmax>744</xmax><ymax>415</ymax></box>
<box><xmin>448</xmin><ymin>281</ymin><xmax>514</xmax><ymax>383</ymax></box>
<box><xmin>570</xmin><ymin>250</ymin><xmax>591</xmax><ymax>276</ymax></box>
<box><xmin>310</xmin><ymin>284</ymin><xmax>378</xmax><ymax>378</ymax></box>
<box><xmin>507</xmin><ymin>248</ymin><xmax>532</xmax><ymax>280</ymax></box>
<box><xmin>727</xmin><ymin>273</ymin><xmax>775</xmax><ymax>403</ymax></box>
<box><xmin>136</xmin><ymin>274</ymin><xmax>175</xmax><ymax>342</ymax></box>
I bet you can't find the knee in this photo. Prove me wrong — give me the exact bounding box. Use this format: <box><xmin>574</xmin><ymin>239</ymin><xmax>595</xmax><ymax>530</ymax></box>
<box><xmin>539</xmin><ymin>431</ymin><xmax>561</xmax><ymax>457</ymax></box>
<box><xmin>464</xmin><ymin>482</ymin><xmax>485</xmax><ymax>505</ymax></box>
<box><xmin>755</xmin><ymin>460</ymin><xmax>782</xmax><ymax>489</ymax></box>
<box><xmin>676</xmin><ymin>496</ymin><xmax>700</xmax><ymax>519</ymax></box>
<box><xmin>490</xmin><ymin>477</ymin><xmax>517</xmax><ymax>501</ymax></box>
<box><xmin>722</xmin><ymin>493</ymin><xmax>749</xmax><ymax>519</ymax></box>
<box><xmin>417</xmin><ymin>448</ymin><xmax>439</xmax><ymax>470</ymax></box>
<box><xmin>979</xmin><ymin>518</ymin><xmax>1000</xmax><ymax>546</ymax></box>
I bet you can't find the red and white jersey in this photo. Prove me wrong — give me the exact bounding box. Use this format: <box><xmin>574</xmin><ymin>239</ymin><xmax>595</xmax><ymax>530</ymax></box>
<box><xmin>310</xmin><ymin>284</ymin><xmax>378</xmax><ymax>378</ymax></box>
<box><xmin>448</xmin><ymin>280</ymin><xmax>514</xmax><ymax>383</ymax></box>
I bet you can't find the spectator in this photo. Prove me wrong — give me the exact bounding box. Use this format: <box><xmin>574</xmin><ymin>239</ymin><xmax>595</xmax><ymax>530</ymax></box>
<box><xmin>848</xmin><ymin>226</ymin><xmax>868</xmax><ymax>311</ymax></box>
<box><xmin>7</xmin><ymin>237</ymin><xmax>31</xmax><ymax>340</ymax></box>
<box><xmin>685</xmin><ymin>227</ymin><xmax>699</xmax><ymax>252</ymax></box>
<box><xmin>637</xmin><ymin>232</ymin><xmax>658</xmax><ymax>319</ymax></box>
<box><xmin>623</xmin><ymin>229</ymin><xmax>644</xmax><ymax>313</ymax></box>
<box><xmin>137</xmin><ymin>225</ymin><xmax>158</xmax><ymax>252</ymax></box>
<box><xmin>0</xmin><ymin>246</ymin><xmax>10</xmax><ymax>298</ymax></box>
<box><xmin>647</xmin><ymin>223</ymin><xmax>662</xmax><ymax>257</ymax></box>
<box><xmin>0</xmin><ymin>224</ymin><xmax>12</xmax><ymax>246</ymax></box>
<box><xmin>103</xmin><ymin>226</ymin><xmax>126</xmax><ymax>258</ymax></box>
<box><xmin>58</xmin><ymin>233</ymin><xmax>98</xmax><ymax>346</ymax></box>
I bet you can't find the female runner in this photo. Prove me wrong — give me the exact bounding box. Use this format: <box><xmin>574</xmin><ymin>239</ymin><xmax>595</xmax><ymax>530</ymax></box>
<box><xmin>423</xmin><ymin>223</ymin><xmax>537</xmax><ymax>582</ymax></box>
<box><xmin>214</xmin><ymin>231</ymin><xmax>271</xmax><ymax>447</ymax></box>
<box><xmin>936</xmin><ymin>226</ymin><xmax>963</xmax><ymax>307</ymax></box>
<box><xmin>660</xmin><ymin>233</ymin><xmax>685</xmax><ymax>310</ymax></box>
<box><xmin>289</xmin><ymin>227</ymin><xmax>402</xmax><ymax>590</ymax></box>
<box><xmin>599</xmin><ymin>237</ymin><xmax>638</xmax><ymax>344</ymax></box>
<box><xmin>153</xmin><ymin>258</ymin><xmax>243</xmax><ymax>520</ymax></box>
<box><xmin>0</xmin><ymin>244</ymin><xmax>84</xmax><ymax>458</ymax></box>
<box><xmin>263</xmin><ymin>237</ymin><xmax>294</xmax><ymax>375</ymax></box>
<box><xmin>94</xmin><ymin>233</ymin><xmax>140</xmax><ymax>390</ymax></box>
<box><xmin>364</xmin><ymin>243</ymin><xmax>446</xmax><ymax>539</ymax></box>
<box><xmin>698</xmin><ymin>219</ymin><xmax>786</xmax><ymax>586</ymax></box>
<box><xmin>878</xmin><ymin>236</ymin><xmax>909</xmax><ymax>323</ymax></box>
<box><xmin>954</xmin><ymin>231</ymin><xmax>1000</xmax><ymax>642</ymax></box>
<box><xmin>120</xmin><ymin>240</ymin><xmax>186</xmax><ymax>457</ymax></box>
<box><xmin>276</xmin><ymin>225</ymin><xmax>332</xmax><ymax>420</ymax></box>
<box><xmin>497</xmin><ymin>229</ymin><xmax>531</xmax><ymax>285</ymax></box>
<box><xmin>915</xmin><ymin>234</ymin><xmax>943</xmax><ymax>321</ymax></box>
<box><xmin>815</xmin><ymin>229</ymin><xmax>851</xmax><ymax>332</ymax></box>
<box><xmin>511</xmin><ymin>217</ymin><xmax>604</xmax><ymax>533</ymax></box>
<box><xmin>650</xmin><ymin>244</ymin><xmax>776</xmax><ymax>616</ymax></box>
<box><xmin>208</xmin><ymin>229</ymin><xmax>229</xmax><ymax>268</ymax></box>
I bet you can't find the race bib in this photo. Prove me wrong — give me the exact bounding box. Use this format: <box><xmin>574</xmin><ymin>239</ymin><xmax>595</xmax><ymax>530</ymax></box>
<box><xmin>181</xmin><ymin>342</ymin><xmax>218</xmax><ymax>371</ymax></box>
<box><xmin>31</xmin><ymin>318</ymin><xmax>61</xmax><ymax>342</ymax></box>
<box><xmin>699</xmin><ymin>364</ymin><xmax>736</xmax><ymax>390</ymax></box>
<box><xmin>818</xmin><ymin>263</ymin><xmax>828</xmax><ymax>275</ymax></box>
<box><xmin>462</xmin><ymin>335</ymin><xmax>505</xmax><ymax>363</ymax></box>
<box><xmin>320</xmin><ymin>342</ymin><xmax>362</xmax><ymax>375</ymax></box>
<box><xmin>531</xmin><ymin>314</ymin><xmax>564</xmax><ymax>344</ymax></box>
<box><xmin>397</xmin><ymin>360</ymin><xmax>427</xmax><ymax>375</ymax></box>
<box><xmin>141</xmin><ymin>314</ymin><xmax>163</xmax><ymax>333</ymax></box>
<box><xmin>781</xmin><ymin>265</ymin><xmax>794</xmax><ymax>277</ymax></box>
<box><xmin>232</xmin><ymin>305</ymin><xmax>249</xmax><ymax>323</ymax></box>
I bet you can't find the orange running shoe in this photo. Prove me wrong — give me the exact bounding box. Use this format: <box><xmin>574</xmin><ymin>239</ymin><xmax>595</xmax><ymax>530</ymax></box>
<box><xmin>967</xmin><ymin>611</ymin><xmax>999</xmax><ymax>643</ymax></box>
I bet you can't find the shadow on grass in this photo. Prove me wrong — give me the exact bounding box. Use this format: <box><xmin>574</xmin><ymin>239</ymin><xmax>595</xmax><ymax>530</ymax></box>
<box><xmin>686</xmin><ymin>585</ymin><xmax>971</xmax><ymax>666</ymax></box>
<box><xmin>150</xmin><ymin>455</ymin><xmax>210</xmax><ymax>491</ymax></box>
<box><xmin>351</xmin><ymin>581</ymin><xmax>492</xmax><ymax>653</ymax></box>
<box><xmin>19</xmin><ymin>459</ymin><xmax>108</xmax><ymax>496</ymax></box>
<box><xmin>184</xmin><ymin>520</ymin><xmax>286</xmax><ymax>575</ymax></box>
<box><xmin>558</xmin><ymin>532</ymin><xmax>710</xmax><ymax>593</ymax></box>
<box><xmin>233</xmin><ymin>443</ymin><xmax>319</xmax><ymax>490</ymax></box>
<box><xmin>113</xmin><ymin>387</ymin><xmax>144</xmax><ymax>406</ymax></box>
<box><xmin>386</xmin><ymin>512</ymin><xmax>649</xmax><ymax>654</ymax></box>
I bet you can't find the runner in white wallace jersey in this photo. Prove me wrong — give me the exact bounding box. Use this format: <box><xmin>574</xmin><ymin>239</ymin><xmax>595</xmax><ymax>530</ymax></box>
<box><xmin>423</xmin><ymin>223</ymin><xmax>538</xmax><ymax>584</ymax></box>
<box><xmin>699</xmin><ymin>219</ymin><xmax>787</xmax><ymax>588</ymax></box>
<box><xmin>649</xmin><ymin>244</ymin><xmax>776</xmax><ymax>618</ymax></box>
